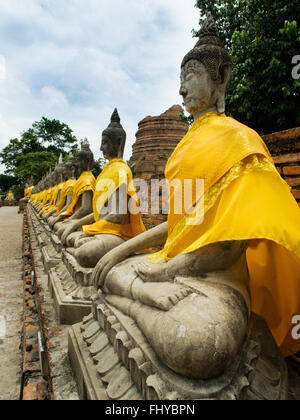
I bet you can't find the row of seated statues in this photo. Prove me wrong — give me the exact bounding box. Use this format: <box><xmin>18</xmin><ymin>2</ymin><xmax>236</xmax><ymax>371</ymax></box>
<box><xmin>26</xmin><ymin>14</ymin><xmax>300</xmax><ymax>399</ymax></box>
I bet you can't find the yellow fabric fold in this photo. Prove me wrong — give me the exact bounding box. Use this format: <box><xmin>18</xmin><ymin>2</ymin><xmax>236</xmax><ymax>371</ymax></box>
<box><xmin>62</xmin><ymin>172</ymin><xmax>95</xmax><ymax>217</ymax></box>
<box><xmin>82</xmin><ymin>159</ymin><xmax>148</xmax><ymax>245</ymax></box>
<box><xmin>56</xmin><ymin>179</ymin><xmax>76</xmax><ymax>213</ymax></box>
<box><xmin>164</xmin><ymin>112</ymin><xmax>273</xmax><ymax>235</ymax></box>
<box><xmin>24</xmin><ymin>186</ymin><xmax>34</xmax><ymax>198</ymax></box>
<box><xmin>43</xmin><ymin>183</ymin><xmax>64</xmax><ymax>215</ymax></box>
<box><xmin>148</xmin><ymin>112</ymin><xmax>300</xmax><ymax>357</ymax></box>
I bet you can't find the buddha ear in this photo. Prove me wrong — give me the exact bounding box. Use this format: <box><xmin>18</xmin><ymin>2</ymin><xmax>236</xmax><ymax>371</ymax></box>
<box><xmin>219</xmin><ymin>64</ymin><xmax>232</xmax><ymax>86</ymax></box>
<box><xmin>216</xmin><ymin>64</ymin><xmax>232</xmax><ymax>114</ymax></box>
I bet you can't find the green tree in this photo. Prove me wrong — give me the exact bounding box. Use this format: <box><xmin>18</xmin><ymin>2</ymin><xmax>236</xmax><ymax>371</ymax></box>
<box><xmin>32</xmin><ymin>117</ymin><xmax>78</xmax><ymax>156</ymax></box>
<box><xmin>91</xmin><ymin>158</ymin><xmax>106</xmax><ymax>179</ymax></box>
<box><xmin>0</xmin><ymin>174</ymin><xmax>17</xmax><ymax>194</ymax></box>
<box><xmin>0</xmin><ymin>117</ymin><xmax>80</xmax><ymax>196</ymax></box>
<box><xmin>193</xmin><ymin>0</ymin><xmax>300</xmax><ymax>134</ymax></box>
<box><xmin>0</xmin><ymin>118</ymin><xmax>79</xmax><ymax>175</ymax></box>
<box><xmin>14</xmin><ymin>152</ymin><xmax>58</xmax><ymax>184</ymax></box>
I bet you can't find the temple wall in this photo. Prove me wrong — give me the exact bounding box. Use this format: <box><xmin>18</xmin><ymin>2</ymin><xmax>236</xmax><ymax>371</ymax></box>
<box><xmin>263</xmin><ymin>127</ymin><xmax>300</xmax><ymax>205</ymax></box>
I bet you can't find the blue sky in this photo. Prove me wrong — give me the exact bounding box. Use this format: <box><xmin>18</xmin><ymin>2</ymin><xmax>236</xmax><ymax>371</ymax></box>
<box><xmin>0</xmin><ymin>0</ymin><xmax>199</xmax><ymax>173</ymax></box>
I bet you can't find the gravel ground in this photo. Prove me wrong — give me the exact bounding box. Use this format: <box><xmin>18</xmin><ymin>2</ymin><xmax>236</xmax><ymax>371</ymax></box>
<box><xmin>0</xmin><ymin>207</ymin><xmax>23</xmax><ymax>400</ymax></box>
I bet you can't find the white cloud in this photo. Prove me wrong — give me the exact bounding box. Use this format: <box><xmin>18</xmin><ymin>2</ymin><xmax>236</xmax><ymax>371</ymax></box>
<box><xmin>0</xmin><ymin>0</ymin><xmax>200</xmax><ymax>173</ymax></box>
<box><xmin>0</xmin><ymin>56</ymin><xmax>6</xmax><ymax>82</ymax></box>
<box><xmin>41</xmin><ymin>86</ymin><xmax>69</xmax><ymax>108</ymax></box>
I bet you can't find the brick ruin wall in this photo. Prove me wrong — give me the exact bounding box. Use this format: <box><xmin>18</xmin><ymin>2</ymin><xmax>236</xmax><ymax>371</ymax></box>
<box><xmin>263</xmin><ymin>127</ymin><xmax>300</xmax><ymax>205</ymax></box>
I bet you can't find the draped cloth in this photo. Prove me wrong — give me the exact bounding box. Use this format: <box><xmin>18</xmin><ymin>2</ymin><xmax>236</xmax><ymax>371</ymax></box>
<box><xmin>62</xmin><ymin>172</ymin><xmax>95</xmax><ymax>217</ymax></box>
<box><xmin>43</xmin><ymin>183</ymin><xmax>65</xmax><ymax>215</ymax></box>
<box><xmin>24</xmin><ymin>186</ymin><xmax>33</xmax><ymax>198</ymax></box>
<box><xmin>37</xmin><ymin>188</ymin><xmax>53</xmax><ymax>216</ymax></box>
<box><xmin>82</xmin><ymin>159</ymin><xmax>148</xmax><ymax>243</ymax></box>
<box><xmin>149</xmin><ymin>112</ymin><xmax>300</xmax><ymax>357</ymax></box>
<box><xmin>56</xmin><ymin>179</ymin><xmax>76</xmax><ymax>213</ymax></box>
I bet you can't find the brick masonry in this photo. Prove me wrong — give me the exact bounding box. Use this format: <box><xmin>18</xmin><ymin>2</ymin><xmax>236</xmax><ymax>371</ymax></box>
<box><xmin>263</xmin><ymin>127</ymin><xmax>300</xmax><ymax>205</ymax></box>
<box><xmin>130</xmin><ymin>105</ymin><xmax>188</xmax><ymax>229</ymax></box>
<box><xmin>20</xmin><ymin>210</ymin><xmax>79</xmax><ymax>400</ymax></box>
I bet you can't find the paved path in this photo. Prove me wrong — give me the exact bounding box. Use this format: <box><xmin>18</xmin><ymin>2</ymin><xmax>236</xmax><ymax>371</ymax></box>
<box><xmin>0</xmin><ymin>207</ymin><xmax>23</xmax><ymax>400</ymax></box>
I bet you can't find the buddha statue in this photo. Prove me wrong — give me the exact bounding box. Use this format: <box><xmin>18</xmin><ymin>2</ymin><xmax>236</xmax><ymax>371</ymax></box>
<box><xmin>34</xmin><ymin>172</ymin><xmax>54</xmax><ymax>212</ymax></box>
<box><xmin>53</xmin><ymin>139</ymin><xmax>95</xmax><ymax>237</ymax></box>
<box><xmin>88</xmin><ymin>13</ymin><xmax>300</xmax><ymax>382</ymax></box>
<box><xmin>41</xmin><ymin>155</ymin><xmax>65</xmax><ymax>220</ymax></box>
<box><xmin>45</xmin><ymin>154</ymin><xmax>76</xmax><ymax>222</ymax></box>
<box><xmin>39</xmin><ymin>168</ymin><xmax>61</xmax><ymax>217</ymax></box>
<box><xmin>61</xmin><ymin>109</ymin><xmax>148</xmax><ymax>268</ymax></box>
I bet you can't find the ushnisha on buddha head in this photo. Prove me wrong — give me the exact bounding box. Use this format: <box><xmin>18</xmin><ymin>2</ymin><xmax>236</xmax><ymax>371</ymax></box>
<box><xmin>180</xmin><ymin>13</ymin><xmax>232</xmax><ymax>119</ymax></box>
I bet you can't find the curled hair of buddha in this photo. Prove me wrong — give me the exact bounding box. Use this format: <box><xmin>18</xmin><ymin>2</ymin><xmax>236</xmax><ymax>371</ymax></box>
<box><xmin>102</xmin><ymin>108</ymin><xmax>126</xmax><ymax>158</ymax></box>
<box><xmin>181</xmin><ymin>13</ymin><xmax>232</xmax><ymax>83</ymax></box>
<box><xmin>78</xmin><ymin>138</ymin><xmax>94</xmax><ymax>171</ymax></box>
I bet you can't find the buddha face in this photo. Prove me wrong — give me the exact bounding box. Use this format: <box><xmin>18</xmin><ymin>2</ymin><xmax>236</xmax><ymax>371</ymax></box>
<box><xmin>100</xmin><ymin>134</ymin><xmax>118</xmax><ymax>161</ymax></box>
<box><xmin>62</xmin><ymin>164</ymin><xmax>74</xmax><ymax>181</ymax></box>
<box><xmin>180</xmin><ymin>60</ymin><xmax>217</xmax><ymax>117</ymax></box>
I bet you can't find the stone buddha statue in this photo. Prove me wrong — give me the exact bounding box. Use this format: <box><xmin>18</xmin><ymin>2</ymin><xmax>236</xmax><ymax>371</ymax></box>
<box><xmin>48</xmin><ymin>154</ymin><xmax>77</xmax><ymax>228</ymax></box>
<box><xmin>45</xmin><ymin>154</ymin><xmax>76</xmax><ymax>222</ymax></box>
<box><xmin>34</xmin><ymin>171</ymin><xmax>55</xmax><ymax>212</ymax></box>
<box><xmin>61</xmin><ymin>109</ymin><xmax>147</xmax><ymax>268</ymax></box>
<box><xmin>53</xmin><ymin>139</ymin><xmax>95</xmax><ymax>237</ymax></box>
<box><xmin>87</xmin><ymin>13</ymin><xmax>300</xmax><ymax>382</ymax></box>
<box><xmin>39</xmin><ymin>167</ymin><xmax>61</xmax><ymax>217</ymax></box>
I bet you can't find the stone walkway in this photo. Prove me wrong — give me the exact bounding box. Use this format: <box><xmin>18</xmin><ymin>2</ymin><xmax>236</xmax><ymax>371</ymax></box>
<box><xmin>0</xmin><ymin>207</ymin><xmax>23</xmax><ymax>400</ymax></box>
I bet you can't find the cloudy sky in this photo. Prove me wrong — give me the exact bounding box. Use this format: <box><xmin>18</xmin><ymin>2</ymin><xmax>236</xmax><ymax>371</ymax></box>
<box><xmin>0</xmin><ymin>0</ymin><xmax>200</xmax><ymax>173</ymax></box>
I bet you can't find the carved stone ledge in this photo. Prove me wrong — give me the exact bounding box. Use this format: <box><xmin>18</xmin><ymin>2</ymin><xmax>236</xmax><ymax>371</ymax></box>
<box><xmin>41</xmin><ymin>243</ymin><xmax>61</xmax><ymax>272</ymax></box>
<box><xmin>48</xmin><ymin>264</ymin><xmax>92</xmax><ymax>325</ymax></box>
<box><xmin>68</xmin><ymin>294</ymin><xmax>288</xmax><ymax>400</ymax></box>
<box><xmin>51</xmin><ymin>233</ymin><xmax>63</xmax><ymax>253</ymax></box>
<box><xmin>47</xmin><ymin>251</ymin><xmax>96</xmax><ymax>325</ymax></box>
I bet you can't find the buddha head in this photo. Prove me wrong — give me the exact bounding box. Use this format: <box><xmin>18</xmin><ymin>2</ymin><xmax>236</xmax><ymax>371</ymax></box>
<box><xmin>101</xmin><ymin>109</ymin><xmax>126</xmax><ymax>160</ymax></box>
<box><xmin>50</xmin><ymin>167</ymin><xmax>60</xmax><ymax>186</ymax></box>
<box><xmin>55</xmin><ymin>154</ymin><xmax>65</xmax><ymax>183</ymax></box>
<box><xmin>180</xmin><ymin>13</ymin><xmax>232</xmax><ymax>117</ymax></box>
<box><xmin>62</xmin><ymin>152</ymin><xmax>76</xmax><ymax>181</ymax></box>
<box><xmin>77</xmin><ymin>138</ymin><xmax>94</xmax><ymax>174</ymax></box>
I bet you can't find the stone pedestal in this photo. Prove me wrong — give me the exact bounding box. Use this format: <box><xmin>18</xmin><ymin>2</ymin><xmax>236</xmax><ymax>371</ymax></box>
<box><xmin>28</xmin><ymin>203</ymin><xmax>94</xmax><ymax>324</ymax></box>
<box><xmin>68</xmin><ymin>294</ymin><xmax>288</xmax><ymax>400</ymax></box>
<box><xmin>47</xmin><ymin>251</ymin><xmax>95</xmax><ymax>325</ymax></box>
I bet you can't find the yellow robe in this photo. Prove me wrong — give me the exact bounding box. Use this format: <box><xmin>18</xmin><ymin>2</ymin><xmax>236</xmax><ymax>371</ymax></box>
<box><xmin>62</xmin><ymin>172</ymin><xmax>95</xmax><ymax>217</ymax></box>
<box><xmin>82</xmin><ymin>159</ymin><xmax>147</xmax><ymax>242</ymax></box>
<box><xmin>149</xmin><ymin>112</ymin><xmax>300</xmax><ymax>357</ymax></box>
<box><xmin>56</xmin><ymin>179</ymin><xmax>76</xmax><ymax>213</ymax></box>
<box><xmin>43</xmin><ymin>183</ymin><xmax>65</xmax><ymax>215</ymax></box>
<box><xmin>24</xmin><ymin>186</ymin><xmax>33</xmax><ymax>198</ymax></box>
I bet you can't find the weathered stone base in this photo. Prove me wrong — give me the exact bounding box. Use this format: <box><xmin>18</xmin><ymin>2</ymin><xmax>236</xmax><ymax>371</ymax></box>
<box><xmin>69</xmin><ymin>295</ymin><xmax>288</xmax><ymax>400</ymax></box>
<box><xmin>48</xmin><ymin>266</ymin><xmax>92</xmax><ymax>325</ymax></box>
<box><xmin>51</xmin><ymin>233</ymin><xmax>63</xmax><ymax>253</ymax></box>
<box><xmin>41</xmin><ymin>244</ymin><xmax>61</xmax><ymax>272</ymax></box>
<box><xmin>47</xmin><ymin>251</ymin><xmax>95</xmax><ymax>325</ymax></box>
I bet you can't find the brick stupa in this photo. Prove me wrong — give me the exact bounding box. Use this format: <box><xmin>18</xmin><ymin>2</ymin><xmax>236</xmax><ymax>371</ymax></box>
<box><xmin>130</xmin><ymin>105</ymin><xmax>188</xmax><ymax>229</ymax></box>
